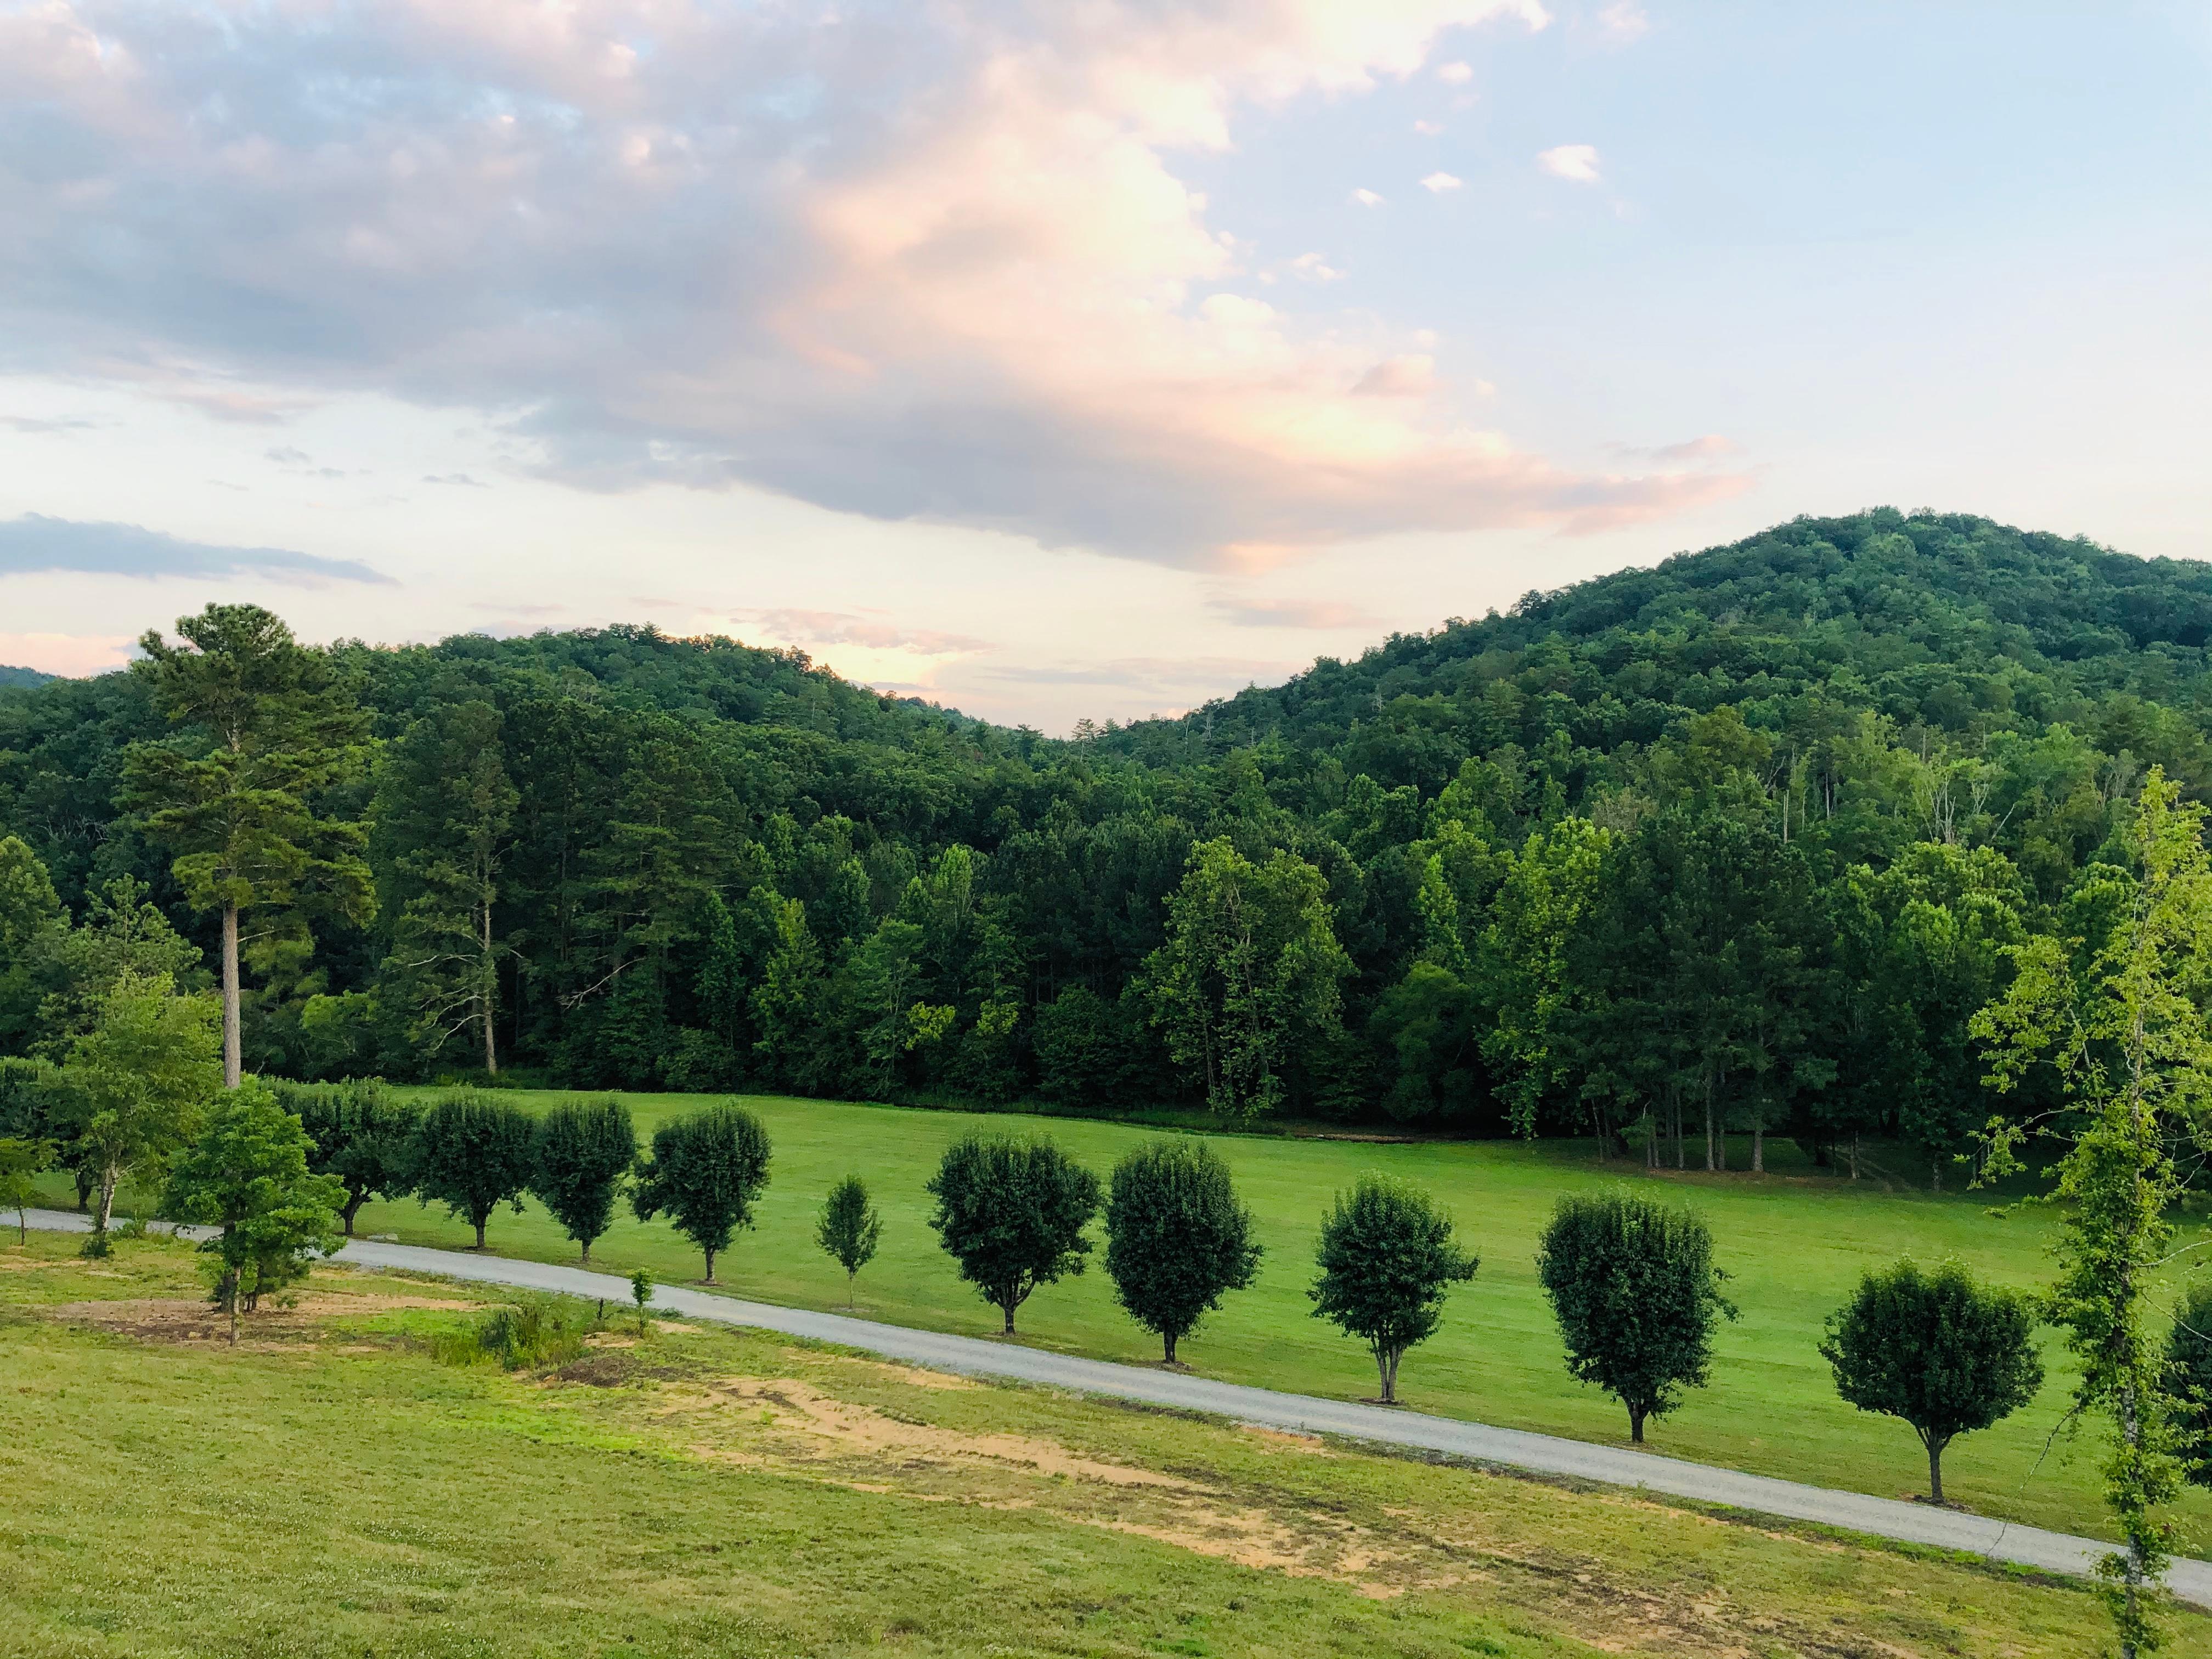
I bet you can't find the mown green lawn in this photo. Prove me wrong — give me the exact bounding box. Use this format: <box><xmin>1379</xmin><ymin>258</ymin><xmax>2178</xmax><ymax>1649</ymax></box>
<box><xmin>51</xmin><ymin>1089</ymin><xmax>2212</xmax><ymax>1545</ymax></box>
<box><xmin>3</xmin><ymin>1230</ymin><xmax>2193</xmax><ymax>1659</ymax></box>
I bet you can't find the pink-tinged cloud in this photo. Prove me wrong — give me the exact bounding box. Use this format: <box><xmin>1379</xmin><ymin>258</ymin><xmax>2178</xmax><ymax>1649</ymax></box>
<box><xmin>0</xmin><ymin>633</ymin><xmax>133</xmax><ymax>677</ymax></box>
<box><xmin>0</xmin><ymin>1</ymin><xmax>1736</xmax><ymax>568</ymax></box>
<box><xmin>1209</xmin><ymin>595</ymin><xmax>1382</xmax><ymax>629</ymax></box>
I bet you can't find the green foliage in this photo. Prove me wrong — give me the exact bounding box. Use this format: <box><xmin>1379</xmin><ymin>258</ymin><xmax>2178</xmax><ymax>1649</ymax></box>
<box><xmin>0</xmin><ymin>1133</ymin><xmax>52</xmax><ymax>1240</ymax></box>
<box><xmin>631</xmin><ymin>1102</ymin><xmax>771</xmax><ymax>1282</ymax></box>
<box><xmin>1972</xmin><ymin>769</ymin><xmax>2212</xmax><ymax>1656</ymax></box>
<box><xmin>50</xmin><ymin>972</ymin><xmax>223</xmax><ymax>1235</ymax></box>
<box><xmin>815</xmin><ymin>1174</ymin><xmax>882</xmax><ymax>1306</ymax></box>
<box><xmin>925</xmin><ymin>1134</ymin><xmax>1101</xmax><ymax>1334</ymax></box>
<box><xmin>407</xmin><ymin>1090</ymin><xmax>537</xmax><ymax>1249</ymax></box>
<box><xmin>1103</xmin><ymin>1138</ymin><xmax>1261</xmax><ymax>1363</ymax></box>
<box><xmin>1819</xmin><ymin>1259</ymin><xmax>2044</xmax><ymax>1502</ymax></box>
<box><xmin>121</xmin><ymin>603</ymin><xmax>373</xmax><ymax>1085</ymax></box>
<box><xmin>2169</xmin><ymin>1281</ymin><xmax>2212</xmax><ymax>1492</ymax></box>
<box><xmin>1536</xmin><ymin>1192</ymin><xmax>1734</xmax><ymax>1443</ymax></box>
<box><xmin>530</xmin><ymin>1097</ymin><xmax>637</xmax><ymax>1261</ymax></box>
<box><xmin>1144</xmin><ymin>838</ymin><xmax>1352</xmax><ymax>1118</ymax></box>
<box><xmin>161</xmin><ymin>1079</ymin><xmax>345</xmax><ymax>1341</ymax></box>
<box><xmin>629</xmin><ymin>1266</ymin><xmax>656</xmax><ymax>1333</ymax></box>
<box><xmin>436</xmin><ymin>1294</ymin><xmax>602</xmax><ymax>1371</ymax></box>
<box><xmin>1308</xmin><ymin>1173</ymin><xmax>1477</xmax><ymax>1404</ymax></box>
<box><xmin>273</xmin><ymin>1077</ymin><xmax>421</xmax><ymax>1235</ymax></box>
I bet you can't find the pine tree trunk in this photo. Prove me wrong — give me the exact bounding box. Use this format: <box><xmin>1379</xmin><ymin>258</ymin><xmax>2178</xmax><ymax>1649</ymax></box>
<box><xmin>221</xmin><ymin>901</ymin><xmax>242</xmax><ymax>1088</ymax></box>
<box><xmin>1704</xmin><ymin>1097</ymin><xmax>1716</xmax><ymax>1171</ymax></box>
<box><xmin>481</xmin><ymin>902</ymin><xmax>499</xmax><ymax>1076</ymax></box>
<box><xmin>1752</xmin><ymin>1124</ymin><xmax>1764</xmax><ymax>1173</ymax></box>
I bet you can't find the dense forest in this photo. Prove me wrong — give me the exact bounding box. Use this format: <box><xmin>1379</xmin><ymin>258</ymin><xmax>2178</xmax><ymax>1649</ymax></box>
<box><xmin>7</xmin><ymin>507</ymin><xmax>2212</xmax><ymax>1182</ymax></box>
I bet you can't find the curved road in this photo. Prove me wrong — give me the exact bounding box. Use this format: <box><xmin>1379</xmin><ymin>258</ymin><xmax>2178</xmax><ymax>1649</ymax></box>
<box><xmin>23</xmin><ymin>1207</ymin><xmax>2210</xmax><ymax>1607</ymax></box>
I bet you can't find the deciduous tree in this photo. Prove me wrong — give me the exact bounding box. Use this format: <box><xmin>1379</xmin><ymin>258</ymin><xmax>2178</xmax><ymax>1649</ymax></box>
<box><xmin>1308</xmin><ymin>1174</ymin><xmax>1476</xmax><ymax>1404</ymax></box>
<box><xmin>1104</xmin><ymin>1138</ymin><xmax>1261</xmax><ymax>1363</ymax></box>
<box><xmin>532</xmin><ymin>1097</ymin><xmax>636</xmax><ymax>1262</ymax></box>
<box><xmin>926</xmin><ymin>1134</ymin><xmax>1099</xmax><ymax>1335</ymax></box>
<box><xmin>1820</xmin><ymin>1259</ymin><xmax>2044</xmax><ymax>1503</ymax></box>
<box><xmin>276</xmin><ymin>1079</ymin><xmax>421</xmax><ymax>1235</ymax></box>
<box><xmin>408</xmin><ymin>1090</ymin><xmax>537</xmax><ymax>1249</ymax></box>
<box><xmin>815</xmin><ymin>1173</ymin><xmax>882</xmax><ymax>1307</ymax></box>
<box><xmin>1536</xmin><ymin>1192</ymin><xmax>1734</xmax><ymax>1443</ymax></box>
<box><xmin>631</xmin><ymin>1102</ymin><xmax>770</xmax><ymax>1283</ymax></box>
<box><xmin>162</xmin><ymin>1080</ymin><xmax>345</xmax><ymax>1343</ymax></box>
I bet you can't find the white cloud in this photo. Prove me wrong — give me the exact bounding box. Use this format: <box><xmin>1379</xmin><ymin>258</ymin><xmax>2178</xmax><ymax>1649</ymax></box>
<box><xmin>1436</xmin><ymin>60</ymin><xmax>1474</xmax><ymax>82</ymax></box>
<box><xmin>1414</xmin><ymin>119</ymin><xmax>1444</xmax><ymax>136</ymax></box>
<box><xmin>0</xmin><ymin>1</ymin><xmax>1733</xmax><ymax>568</ymax></box>
<box><xmin>1350</xmin><ymin>187</ymin><xmax>1387</xmax><ymax>206</ymax></box>
<box><xmin>1537</xmin><ymin>143</ymin><xmax>1603</xmax><ymax>183</ymax></box>
<box><xmin>1422</xmin><ymin>171</ymin><xmax>1464</xmax><ymax>193</ymax></box>
<box><xmin>1288</xmin><ymin>251</ymin><xmax>1344</xmax><ymax>283</ymax></box>
<box><xmin>1596</xmin><ymin>2</ymin><xmax>1650</xmax><ymax>43</ymax></box>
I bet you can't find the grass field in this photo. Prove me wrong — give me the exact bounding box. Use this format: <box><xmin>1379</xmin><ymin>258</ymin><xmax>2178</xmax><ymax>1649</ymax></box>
<box><xmin>5</xmin><ymin>1230</ymin><xmax>2201</xmax><ymax>1659</ymax></box>
<box><xmin>48</xmin><ymin>1088</ymin><xmax>2212</xmax><ymax>1547</ymax></box>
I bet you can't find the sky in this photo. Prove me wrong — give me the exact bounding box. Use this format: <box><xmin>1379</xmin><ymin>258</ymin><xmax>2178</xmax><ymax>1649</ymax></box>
<box><xmin>1</xmin><ymin>1</ymin><xmax>2207</xmax><ymax>731</ymax></box>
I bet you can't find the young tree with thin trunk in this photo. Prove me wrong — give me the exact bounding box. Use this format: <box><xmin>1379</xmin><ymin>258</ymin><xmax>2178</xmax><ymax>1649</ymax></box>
<box><xmin>124</xmin><ymin>605</ymin><xmax>372</xmax><ymax>1088</ymax></box>
<box><xmin>926</xmin><ymin>1134</ymin><xmax>1099</xmax><ymax>1335</ymax></box>
<box><xmin>1308</xmin><ymin>1174</ymin><xmax>1476</xmax><ymax>1405</ymax></box>
<box><xmin>1820</xmin><ymin>1259</ymin><xmax>2044</xmax><ymax>1504</ymax></box>
<box><xmin>0</xmin><ymin>1136</ymin><xmax>52</xmax><ymax>1243</ymax></box>
<box><xmin>1972</xmin><ymin>768</ymin><xmax>2212</xmax><ymax>1659</ymax></box>
<box><xmin>1104</xmin><ymin>1138</ymin><xmax>1262</xmax><ymax>1364</ymax></box>
<box><xmin>277</xmin><ymin>1079</ymin><xmax>422</xmax><ymax>1235</ymax></box>
<box><xmin>407</xmin><ymin>1090</ymin><xmax>536</xmax><ymax>1249</ymax></box>
<box><xmin>532</xmin><ymin>1098</ymin><xmax>636</xmax><ymax>1262</ymax></box>
<box><xmin>163</xmin><ymin>1079</ymin><xmax>345</xmax><ymax>1344</ymax></box>
<box><xmin>815</xmin><ymin>1174</ymin><xmax>883</xmax><ymax>1307</ymax></box>
<box><xmin>53</xmin><ymin>972</ymin><xmax>223</xmax><ymax>1242</ymax></box>
<box><xmin>631</xmin><ymin>1102</ymin><xmax>770</xmax><ymax>1283</ymax></box>
<box><xmin>1536</xmin><ymin>1192</ymin><xmax>1734</xmax><ymax>1443</ymax></box>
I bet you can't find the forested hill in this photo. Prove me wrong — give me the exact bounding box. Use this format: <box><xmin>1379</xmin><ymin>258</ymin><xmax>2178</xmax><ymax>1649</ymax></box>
<box><xmin>1099</xmin><ymin>509</ymin><xmax>2212</xmax><ymax>786</ymax></box>
<box><xmin>4</xmin><ymin>507</ymin><xmax>2211</xmax><ymax>1178</ymax></box>
<box><xmin>0</xmin><ymin>664</ymin><xmax>54</xmax><ymax>689</ymax></box>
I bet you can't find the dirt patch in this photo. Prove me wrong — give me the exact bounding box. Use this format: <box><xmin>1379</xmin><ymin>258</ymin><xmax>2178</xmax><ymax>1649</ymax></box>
<box><xmin>51</xmin><ymin>1291</ymin><xmax>477</xmax><ymax>1346</ymax></box>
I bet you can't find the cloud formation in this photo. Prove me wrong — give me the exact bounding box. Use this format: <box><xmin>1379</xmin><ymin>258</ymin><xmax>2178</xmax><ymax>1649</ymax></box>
<box><xmin>0</xmin><ymin>1</ymin><xmax>1737</xmax><ymax>566</ymax></box>
<box><xmin>0</xmin><ymin>515</ymin><xmax>392</xmax><ymax>586</ymax></box>
<box><xmin>1537</xmin><ymin>144</ymin><xmax>1603</xmax><ymax>183</ymax></box>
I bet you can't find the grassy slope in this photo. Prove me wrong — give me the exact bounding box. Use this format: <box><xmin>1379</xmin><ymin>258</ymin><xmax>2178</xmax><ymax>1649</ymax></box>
<box><xmin>52</xmin><ymin>1090</ymin><xmax>2212</xmax><ymax>1545</ymax></box>
<box><xmin>4</xmin><ymin>1231</ymin><xmax>2194</xmax><ymax>1659</ymax></box>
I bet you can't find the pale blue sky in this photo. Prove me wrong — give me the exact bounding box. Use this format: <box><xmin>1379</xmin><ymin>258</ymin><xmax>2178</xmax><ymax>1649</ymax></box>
<box><xmin>1</xmin><ymin>1</ymin><xmax>2205</xmax><ymax>728</ymax></box>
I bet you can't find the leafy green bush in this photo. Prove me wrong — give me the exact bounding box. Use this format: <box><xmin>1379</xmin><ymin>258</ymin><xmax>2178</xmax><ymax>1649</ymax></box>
<box><xmin>433</xmin><ymin>1294</ymin><xmax>603</xmax><ymax>1372</ymax></box>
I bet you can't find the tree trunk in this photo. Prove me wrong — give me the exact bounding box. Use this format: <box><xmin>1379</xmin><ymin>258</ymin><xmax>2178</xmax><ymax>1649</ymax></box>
<box><xmin>847</xmin><ymin>1269</ymin><xmax>857</xmax><ymax>1311</ymax></box>
<box><xmin>1704</xmin><ymin>1097</ymin><xmax>1716</xmax><ymax>1171</ymax></box>
<box><xmin>96</xmin><ymin>1164</ymin><xmax>119</xmax><ymax>1234</ymax></box>
<box><xmin>1752</xmin><ymin>1124</ymin><xmax>1765</xmax><ymax>1173</ymax></box>
<box><xmin>481</xmin><ymin>903</ymin><xmax>499</xmax><ymax>1076</ymax></box>
<box><xmin>1001</xmin><ymin>1302</ymin><xmax>1016</xmax><ymax>1335</ymax></box>
<box><xmin>341</xmin><ymin>1192</ymin><xmax>365</xmax><ymax>1236</ymax></box>
<box><xmin>1377</xmin><ymin>1346</ymin><xmax>1400</xmax><ymax>1404</ymax></box>
<box><xmin>703</xmin><ymin>1246</ymin><xmax>718</xmax><ymax>1285</ymax></box>
<box><xmin>1629</xmin><ymin>1406</ymin><xmax>1646</xmax><ymax>1444</ymax></box>
<box><xmin>228</xmin><ymin>1280</ymin><xmax>241</xmax><ymax>1347</ymax></box>
<box><xmin>221</xmin><ymin>901</ymin><xmax>242</xmax><ymax>1090</ymax></box>
<box><xmin>1926</xmin><ymin>1437</ymin><xmax>1944</xmax><ymax>1505</ymax></box>
<box><xmin>1163</xmin><ymin>1331</ymin><xmax>1178</xmax><ymax>1364</ymax></box>
<box><xmin>473</xmin><ymin>1217</ymin><xmax>487</xmax><ymax>1249</ymax></box>
<box><xmin>579</xmin><ymin>1239</ymin><xmax>591</xmax><ymax>1265</ymax></box>
<box><xmin>74</xmin><ymin>1167</ymin><xmax>91</xmax><ymax>1212</ymax></box>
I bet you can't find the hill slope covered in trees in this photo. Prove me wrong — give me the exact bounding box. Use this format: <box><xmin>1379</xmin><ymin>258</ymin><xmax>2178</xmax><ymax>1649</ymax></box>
<box><xmin>2</xmin><ymin>508</ymin><xmax>2207</xmax><ymax>1181</ymax></box>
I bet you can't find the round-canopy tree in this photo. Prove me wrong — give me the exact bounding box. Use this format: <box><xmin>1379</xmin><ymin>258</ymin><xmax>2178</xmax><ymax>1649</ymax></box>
<box><xmin>278</xmin><ymin>1079</ymin><xmax>421</xmax><ymax>1236</ymax></box>
<box><xmin>1821</xmin><ymin>1259</ymin><xmax>2045</xmax><ymax>1505</ymax></box>
<box><xmin>631</xmin><ymin>1102</ymin><xmax>771</xmax><ymax>1283</ymax></box>
<box><xmin>163</xmin><ymin>1079</ymin><xmax>345</xmax><ymax>1344</ymax></box>
<box><xmin>1536</xmin><ymin>1192</ymin><xmax>1734</xmax><ymax>1444</ymax></box>
<box><xmin>1104</xmin><ymin>1138</ymin><xmax>1262</xmax><ymax>1363</ymax></box>
<box><xmin>408</xmin><ymin>1090</ymin><xmax>536</xmax><ymax>1250</ymax></box>
<box><xmin>2172</xmin><ymin>1281</ymin><xmax>2212</xmax><ymax>1492</ymax></box>
<box><xmin>531</xmin><ymin>1097</ymin><xmax>637</xmax><ymax>1262</ymax></box>
<box><xmin>1308</xmin><ymin>1173</ymin><xmax>1476</xmax><ymax>1404</ymax></box>
<box><xmin>926</xmin><ymin>1134</ymin><xmax>1100</xmax><ymax>1335</ymax></box>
